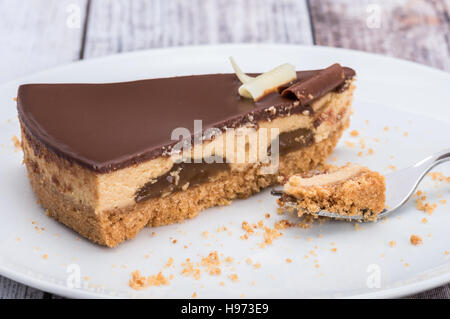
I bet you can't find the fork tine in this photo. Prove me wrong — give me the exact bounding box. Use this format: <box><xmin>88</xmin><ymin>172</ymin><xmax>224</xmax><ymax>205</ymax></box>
<box><xmin>270</xmin><ymin>188</ymin><xmax>384</xmax><ymax>222</ymax></box>
<box><xmin>316</xmin><ymin>209</ymin><xmax>388</xmax><ymax>221</ymax></box>
<box><xmin>315</xmin><ymin>211</ymin><xmax>364</xmax><ymax>221</ymax></box>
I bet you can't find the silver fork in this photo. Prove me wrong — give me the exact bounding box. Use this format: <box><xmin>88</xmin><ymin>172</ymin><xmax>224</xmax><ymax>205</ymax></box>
<box><xmin>271</xmin><ymin>148</ymin><xmax>450</xmax><ymax>221</ymax></box>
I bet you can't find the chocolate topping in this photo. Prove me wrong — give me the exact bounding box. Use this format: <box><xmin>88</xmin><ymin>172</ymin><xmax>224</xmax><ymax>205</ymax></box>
<box><xmin>281</xmin><ymin>64</ymin><xmax>350</xmax><ymax>105</ymax></box>
<box><xmin>17</xmin><ymin>65</ymin><xmax>355</xmax><ymax>173</ymax></box>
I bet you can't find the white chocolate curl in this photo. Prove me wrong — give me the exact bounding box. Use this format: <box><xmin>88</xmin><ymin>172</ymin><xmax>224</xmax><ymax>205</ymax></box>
<box><xmin>229</xmin><ymin>57</ymin><xmax>297</xmax><ymax>101</ymax></box>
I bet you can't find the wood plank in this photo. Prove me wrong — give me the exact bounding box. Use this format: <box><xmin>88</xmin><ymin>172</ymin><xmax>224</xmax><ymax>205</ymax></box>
<box><xmin>309</xmin><ymin>0</ymin><xmax>450</xmax><ymax>71</ymax></box>
<box><xmin>0</xmin><ymin>276</ymin><xmax>46</xmax><ymax>299</ymax></box>
<box><xmin>83</xmin><ymin>0</ymin><xmax>313</xmax><ymax>58</ymax></box>
<box><xmin>0</xmin><ymin>0</ymin><xmax>88</xmax><ymax>83</ymax></box>
<box><xmin>406</xmin><ymin>283</ymin><xmax>450</xmax><ymax>298</ymax></box>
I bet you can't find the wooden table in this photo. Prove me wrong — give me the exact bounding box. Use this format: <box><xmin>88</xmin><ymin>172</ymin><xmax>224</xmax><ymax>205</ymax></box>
<box><xmin>0</xmin><ymin>0</ymin><xmax>448</xmax><ymax>299</ymax></box>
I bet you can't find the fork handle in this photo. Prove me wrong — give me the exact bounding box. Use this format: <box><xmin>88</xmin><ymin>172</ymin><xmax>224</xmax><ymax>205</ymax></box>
<box><xmin>415</xmin><ymin>148</ymin><xmax>450</xmax><ymax>173</ymax></box>
<box><xmin>435</xmin><ymin>148</ymin><xmax>450</xmax><ymax>164</ymax></box>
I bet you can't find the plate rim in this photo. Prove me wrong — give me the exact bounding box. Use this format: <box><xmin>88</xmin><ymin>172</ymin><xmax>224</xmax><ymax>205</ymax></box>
<box><xmin>1</xmin><ymin>260</ymin><xmax>448</xmax><ymax>299</ymax></box>
<box><xmin>0</xmin><ymin>43</ymin><xmax>449</xmax><ymax>299</ymax></box>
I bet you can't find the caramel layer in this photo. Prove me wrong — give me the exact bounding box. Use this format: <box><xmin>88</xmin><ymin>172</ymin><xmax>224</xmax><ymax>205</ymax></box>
<box><xmin>135</xmin><ymin>127</ymin><xmax>314</xmax><ymax>202</ymax></box>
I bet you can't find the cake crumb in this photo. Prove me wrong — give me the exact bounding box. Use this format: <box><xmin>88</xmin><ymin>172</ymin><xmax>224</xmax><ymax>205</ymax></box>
<box><xmin>192</xmin><ymin>292</ymin><xmax>197</xmax><ymax>298</ymax></box>
<box><xmin>201</xmin><ymin>251</ymin><xmax>221</xmax><ymax>275</ymax></box>
<box><xmin>128</xmin><ymin>270</ymin><xmax>170</xmax><ymax>290</ymax></box>
<box><xmin>344</xmin><ymin>141</ymin><xmax>355</xmax><ymax>148</ymax></box>
<box><xmin>428</xmin><ymin>172</ymin><xmax>450</xmax><ymax>183</ymax></box>
<box><xmin>330</xmin><ymin>248</ymin><xmax>337</xmax><ymax>252</ymax></box>
<box><xmin>414</xmin><ymin>191</ymin><xmax>437</xmax><ymax>215</ymax></box>
<box><xmin>421</xmin><ymin>218</ymin><xmax>428</xmax><ymax>224</ymax></box>
<box><xmin>274</xmin><ymin>219</ymin><xmax>294</xmax><ymax>230</ymax></box>
<box><xmin>410</xmin><ymin>235</ymin><xmax>423</xmax><ymax>246</ymax></box>
<box><xmin>11</xmin><ymin>136</ymin><xmax>21</xmax><ymax>152</ymax></box>
<box><xmin>286</xmin><ymin>258</ymin><xmax>292</xmax><ymax>263</ymax></box>
<box><xmin>359</xmin><ymin>138</ymin><xmax>366</xmax><ymax>149</ymax></box>
<box><xmin>43</xmin><ymin>254</ymin><xmax>48</xmax><ymax>260</ymax></box>
<box><xmin>165</xmin><ymin>257</ymin><xmax>174</xmax><ymax>268</ymax></box>
<box><xmin>262</xmin><ymin>226</ymin><xmax>283</xmax><ymax>246</ymax></box>
<box><xmin>147</xmin><ymin>271</ymin><xmax>170</xmax><ymax>287</ymax></box>
<box><xmin>216</xmin><ymin>225</ymin><xmax>227</xmax><ymax>233</ymax></box>
<box><xmin>181</xmin><ymin>259</ymin><xmax>201</xmax><ymax>280</ymax></box>
<box><xmin>241</xmin><ymin>221</ymin><xmax>254</xmax><ymax>235</ymax></box>
<box><xmin>129</xmin><ymin>270</ymin><xmax>147</xmax><ymax>290</ymax></box>
<box><xmin>350</xmin><ymin>130</ymin><xmax>359</xmax><ymax>137</ymax></box>
<box><xmin>389</xmin><ymin>240</ymin><xmax>396</xmax><ymax>247</ymax></box>
<box><xmin>229</xmin><ymin>274</ymin><xmax>239</xmax><ymax>282</ymax></box>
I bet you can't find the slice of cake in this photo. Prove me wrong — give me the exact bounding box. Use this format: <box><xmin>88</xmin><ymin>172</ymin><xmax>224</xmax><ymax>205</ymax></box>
<box><xmin>17</xmin><ymin>62</ymin><xmax>355</xmax><ymax>247</ymax></box>
<box><xmin>280</xmin><ymin>165</ymin><xmax>385</xmax><ymax>220</ymax></box>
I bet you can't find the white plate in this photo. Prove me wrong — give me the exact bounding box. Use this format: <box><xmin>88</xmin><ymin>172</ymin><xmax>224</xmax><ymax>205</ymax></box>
<box><xmin>0</xmin><ymin>44</ymin><xmax>449</xmax><ymax>299</ymax></box>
